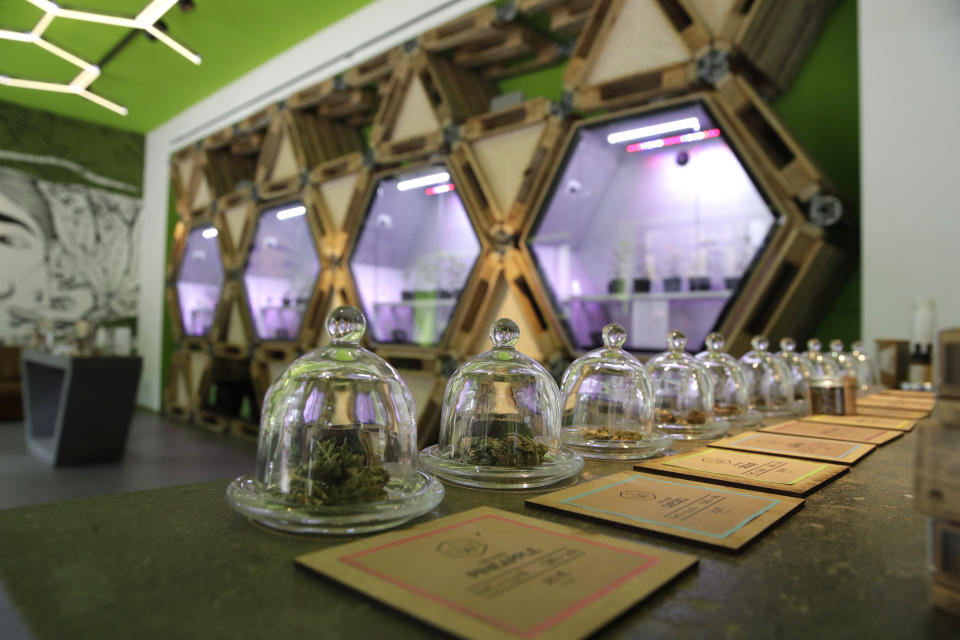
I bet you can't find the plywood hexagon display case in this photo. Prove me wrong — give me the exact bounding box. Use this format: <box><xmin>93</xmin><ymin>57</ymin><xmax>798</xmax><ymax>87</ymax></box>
<box><xmin>166</xmin><ymin>218</ymin><xmax>226</xmax><ymax>345</ymax></box>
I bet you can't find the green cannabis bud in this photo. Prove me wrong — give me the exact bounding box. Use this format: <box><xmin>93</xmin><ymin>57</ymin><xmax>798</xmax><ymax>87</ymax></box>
<box><xmin>454</xmin><ymin>433</ymin><xmax>548</xmax><ymax>467</ymax></box>
<box><xmin>283</xmin><ymin>438</ymin><xmax>390</xmax><ymax>506</ymax></box>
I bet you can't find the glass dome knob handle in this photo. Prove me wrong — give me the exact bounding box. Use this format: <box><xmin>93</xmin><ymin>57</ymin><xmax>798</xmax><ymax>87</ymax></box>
<box><xmin>852</xmin><ymin>340</ymin><xmax>864</xmax><ymax>354</ymax></box>
<box><xmin>807</xmin><ymin>338</ymin><xmax>822</xmax><ymax>352</ymax></box>
<box><xmin>325</xmin><ymin>305</ymin><xmax>366</xmax><ymax>344</ymax></box>
<box><xmin>667</xmin><ymin>330</ymin><xmax>687</xmax><ymax>353</ymax></box>
<box><xmin>830</xmin><ymin>339</ymin><xmax>844</xmax><ymax>353</ymax></box>
<box><xmin>490</xmin><ymin>318</ymin><xmax>520</xmax><ymax>348</ymax></box>
<box><xmin>602</xmin><ymin>323</ymin><xmax>627</xmax><ymax>349</ymax></box>
<box><xmin>751</xmin><ymin>335</ymin><xmax>769</xmax><ymax>352</ymax></box>
<box><xmin>705</xmin><ymin>332</ymin><xmax>725</xmax><ymax>352</ymax></box>
<box><xmin>780</xmin><ymin>337</ymin><xmax>796</xmax><ymax>352</ymax></box>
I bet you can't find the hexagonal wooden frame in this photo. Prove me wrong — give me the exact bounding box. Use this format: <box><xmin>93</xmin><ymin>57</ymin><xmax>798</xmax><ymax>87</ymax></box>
<box><xmin>213</xmin><ymin>187</ymin><xmax>257</xmax><ymax>272</ymax></box>
<box><xmin>163</xmin><ymin>344</ymin><xmax>212</xmax><ymax>420</ymax></box>
<box><xmin>165</xmin><ymin>214</ymin><xmax>225</xmax><ymax>344</ymax></box>
<box><xmin>308</xmin><ymin>151</ymin><xmax>373</xmax><ymax>264</ymax></box>
<box><xmin>518</xmin><ymin>84</ymin><xmax>846</xmax><ymax>357</ymax></box>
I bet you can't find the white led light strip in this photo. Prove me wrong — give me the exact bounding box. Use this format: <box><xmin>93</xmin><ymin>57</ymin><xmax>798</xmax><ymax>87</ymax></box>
<box><xmin>0</xmin><ymin>0</ymin><xmax>201</xmax><ymax>116</ymax></box>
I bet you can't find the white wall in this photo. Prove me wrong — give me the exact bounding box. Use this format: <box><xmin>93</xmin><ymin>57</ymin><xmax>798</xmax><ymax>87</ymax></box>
<box><xmin>860</xmin><ymin>0</ymin><xmax>960</xmax><ymax>354</ymax></box>
<box><xmin>136</xmin><ymin>0</ymin><xmax>489</xmax><ymax>409</ymax></box>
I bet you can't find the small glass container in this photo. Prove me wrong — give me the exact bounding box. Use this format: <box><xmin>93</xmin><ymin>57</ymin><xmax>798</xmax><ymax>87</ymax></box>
<box><xmin>647</xmin><ymin>330</ymin><xmax>728</xmax><ymax>440</ymax></box>
<box><xmin>739</xmin><ymin>335</ymin><xmax>797</xmax><ymax>417</ymax></box>
<box><xmin>828</xmin><ymin>339</ymin><xmax>860</xmax><ymax>388</ymax></box>
<box><xmin>560</xmin><ymin>324</ymin><xmax>670</xmax><ymax>459</ymax></box>
<box><xmin>803</xmin><ymin>338</ymin><xmax>840</xmax><ymax>377</ymax></box>
<box><xmin>695</xmin><ymin>332</ymin><xmax>762</xmax><ymax>428</ymax></box>
<box><xmin>226</xmin><ymin>306</ymin><xmax>444</xmax><ymax>534</ymax></box>
<box><xmin>776</xmin><ymin>337</ymin><xmax>813</xmax><ymax>414</ymax></box>
<box><xmin>419</xmin><ymin>318</ymin><xmax>583</xmax><ymax>488</ymax></box>
<box><xmin>850</xmin><ymin>340</ymin><xmax>882</xmax><ymax>391</ymax></box>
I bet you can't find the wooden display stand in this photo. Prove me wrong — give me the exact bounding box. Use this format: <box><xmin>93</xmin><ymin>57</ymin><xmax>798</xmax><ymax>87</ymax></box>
<box><xmin>450</xmin><ymin>98</ymin><xmax>568</xmax><ymax>246</ymax></box>
<box><xmin>213</xmin><ymin>188</ymin><xmax>257</xmax><ymax>271</ymax></box>
<box><xmin>564</xmin><ymin>0</ymin><xmax>710</xmax><ymax>112</ymax></box>
<box><xmin>211</xmin><ymin>282</ymin><xmax>254</xmax><ymax>359</ymax></box>
<box><xmin>308</xmin><ymin>152</ymin><xmax>371</xmax><ymax>262</ymax></box>
<box><xmin>255</xmin><ymin>107</ymin><xmax>364</xmax><ymax>200</ymax></box>
<box><xmin>369</xmin><ymin>49</ymin><xmax>496</xmax><ymax>163</ymax></box>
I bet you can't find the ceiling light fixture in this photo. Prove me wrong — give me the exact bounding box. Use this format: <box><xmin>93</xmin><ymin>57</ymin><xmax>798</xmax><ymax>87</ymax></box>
<box><xmin>0</xmin><ymin>0</ymin><xmax>202</xmax><ymax>115</ymax></box>
<box><xmin>275</xmin><ymin>205</ymin><xmax>307</xmax><ymax>221</ymax></box>
<box><xmin>202</xmin><ymin>227</ymin><xmax>218</xmax><ymax>239</ymax></box>
<box><xmin>625</xmin><ymin>128</ymin><xmax>721</xmax><ymax>153</ymax></box>
<box><xmin>396</xmin><ymin>172</ymin><xmax>450</xmax><ymax>192</ymax></box>
<box><xmin>606</xmin><ymin>117</ymin><xmax>701</xmax><ymax>145</ymax></box>
<box><xmin>425</xmin><ymin>183</ymin><xmax>455</xmax><ymax>196</ymax></box>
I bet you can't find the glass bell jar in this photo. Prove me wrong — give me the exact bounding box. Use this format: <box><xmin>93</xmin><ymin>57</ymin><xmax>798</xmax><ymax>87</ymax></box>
<box><xmin>419</xmin><ymin>318</ymin><xmax>583</xmax><ymax>489</ymax></box>
<box><xmin>560</xmin><ymin>323</ymin><xmax>670</xmax><ymax>459</ymax></box>
<box><xmin>828</xmin><ymin>339</ymin><xmax>860</xmax><ymax>388</ymax></box>
<box><xmin>739</xmin><ymin>335</ymin><xmax>797</xmax><ymax>417</ymax></box>
<box><xmin>646</xmin><ymin>330</ymin><xmax>728</xmax><ymax>440</ymax></box>
<box><xmin>776</xmin><ymin>337</ymin><xmax>813</xmax><ymax>413</ymax></box>
<box><xmin>803</xmin><ymin>338</ymin><xmax>840</xmax><ymax>377</ymax></box>
<box><xmin>850</xmin><ymin>340</ymin><xmax>882</xmax><ymax>391</ymax></box>
<box><xmin>695</xmin><ymin>332</ymin><xmax>761</xmax><ymax>428</ymax></box>
<box><xmin>226</xmin><ymin>306</ymin><xmax>444</xmax><ymax>534</ymax></box>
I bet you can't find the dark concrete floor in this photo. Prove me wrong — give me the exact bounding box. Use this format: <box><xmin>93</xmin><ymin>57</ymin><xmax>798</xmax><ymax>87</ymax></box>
<box><xmin>0</xmin><ymin>411</ymin><xmax>254</xmax><ymax>510</ymax></box>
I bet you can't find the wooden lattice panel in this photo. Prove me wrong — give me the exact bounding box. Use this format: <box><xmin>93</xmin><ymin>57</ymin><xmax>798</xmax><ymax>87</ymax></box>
<box><xmin>212</xmin><ymin>282</ymin><xmax>254</xmax><ymax>359</ymax></box>
<box><xmin>213</xmin><ymin>188</ymin><xmax>257</xmax><ymax>271</ymax></box>
<box><xmin>308</xmin><ymin>152</ymin><xmax>371</xmax><ymax>262</ymax></box>
<box><xmin>170</xmin><ymin>145</ymin><xmax>214</xmax><ymax>219</ymax></box>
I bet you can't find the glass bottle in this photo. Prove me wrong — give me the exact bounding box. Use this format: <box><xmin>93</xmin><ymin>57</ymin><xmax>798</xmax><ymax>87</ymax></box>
<box><xmin>560</xmin><ymin>324</ymin><xmax>670</xmax><ymax>459</ymax></box>
<box><xmin>695</xmin><ymin>332</ymin><xmax>761</xmax><ymax>428</ymax></box>
<box><xmin>419</xmin><ymin>318</ymin><xmax>583</xmax><ymax>488</ymax></box>
<box><xmin>647</xmin><ymin>330</ymin><xmax>727</xmax><ymax>440</ymax></box>
<box><xmin>226</xmin><ymin>306</ymin><xmax>444</xmax><ymax>534</ymax></box>
<box><xmin>740</xmin><ymin>335</ymin><xmax>797</xmax><ymax>417</ymax></box>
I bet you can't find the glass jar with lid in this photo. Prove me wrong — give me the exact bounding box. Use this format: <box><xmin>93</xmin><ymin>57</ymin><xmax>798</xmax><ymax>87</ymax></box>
<box><xmin>828</xmin><ymin>339</ymin><xmax>860</xmax><ymax>388</ymax></box>
<box><xmin>739</xmin><ymin>335</ymin><xmax>797</xmax><ymax>417</ymax></box>
<box><xmin>850</xmin><ymin>341</ymin><xmax>882</xmax><ymax>391</ymax></box>
<box><xmin>560</xmin><ymin>324</ymin><xmax>670</xmax><ymax>459</ymax></box>
<box><xmin>419</xmin><ymin>318</ymin><xmax>583</xmax><ymax>488</ymax></box>
<box><xmin>647</xmin><ymin>330</ymin><xmax>728</xmax><ymax>440</ymax></box>
<box><xmin>803</xmin><ymin>338</ymin><xmax>840</xmax><ymax>377</ymax></box>
<box><xmin>226</xmin><ymin>306</ymin><xmax>444</xmax><ymax>534</ymax></box>
<box><xmin>776</xmin><ymin>337</ymin><xmax>813</xmax><ymax>413</ymax></box>
<box><xmin>695</xmin><ymin>332</ymin><xmax>761</xmax><ymax>428</ymax></box>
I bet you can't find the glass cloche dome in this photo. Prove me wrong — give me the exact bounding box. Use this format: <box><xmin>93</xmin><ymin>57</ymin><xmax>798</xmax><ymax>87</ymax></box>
<box><xmin>776</xmin><ymin>337</ymin><xmax>813</xmax><ymax>413</ymax></box>
<box><xmin>803</xmin><ymin>338</ymin><xmax>840</xmax><ymax>377</ymax></box>
<box><xmin>828</xmin><ymin>339</ymin><xmax>860</xmax><ymax>387</ymax></box>
<box><xmin>560</xmin><ymin>324</ymin><xmax>670</xmax><ymax>459</ymax></box>
<box><xmin>419</xmin><ymin>318</ymin><xmax>583</xmax><ymax>489</ymax></box>
<box><xmin>695</xmin><ymin>332</ymin><xmax>761</xmax><ymax>428</ymax></box>
<box><xmin>739</xmin><ymin>335</ymin><xmax>797</xmax><ymax>417</ymax></box>
<box><xmin>850</xmin><ymin>340</ymin><xmax>881</xmax><ymax>391</ymax></box>
<box><xmin>226</xmin><ymin>306</ymin><xmax>444</xmax><ymax>534</ymax></box>
<box><xmin>647</xmin><ymin>330</ymin><xmax>727</xmax><ymax>440</ymax></box>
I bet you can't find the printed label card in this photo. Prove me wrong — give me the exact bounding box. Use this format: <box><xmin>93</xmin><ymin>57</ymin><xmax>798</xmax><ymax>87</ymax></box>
<box><xmin>707</xmin><ymin>431</ymin><xmax>875</xmax><ymax>464</ymax></box>
<box><xmin>297</xmin><ymin>507</ymin><xmax>697</xmax><ymax>640</ymax></box>
<box><xmin>759</xmin><ymin>420</ymin><xmax>903</xmax><ymax>445</ymax></box>
<box><xmin>856</xmin><ymin>395</ymin><xmax>935</xmax><ymax>411</ymax></box>
<box><xmin>854</xmin><ymin>406</ymin><xmax>930</xmax><ymax>420</ymax></box>
<box><xmin>527</xmin><ymin>472</ymin><xmax>802</xmax><ymax>551</ymax></box>
<box><xmin>802</xmin><ymin>414</ymin><xmax>917</xmax><ymax>431</ymax></box>
<box><xmin>634</xmin><ymin>448</ymin><xmax>847</xmax><ymax>496</ymax></box>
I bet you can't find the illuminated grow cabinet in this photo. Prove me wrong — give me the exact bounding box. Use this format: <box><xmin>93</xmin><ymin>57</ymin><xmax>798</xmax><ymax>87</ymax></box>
<box><xmin>176</xmin><ymin>226</ymin><xmax>225</xmax><ymax>337</ymax></box>
<box><xmin>243</xmin><ymin>201</ymin><xmax>322</xmax><ymax>340</ymax></box>
<box><xmin>527</xmin><ymin>101</ymin><xmax>778</xmax><ymax>353</ymax></box>
<box><xmin>349</xmin><ymin>164</ymin><xmax>482</xmax><ymax>347</ymax></box>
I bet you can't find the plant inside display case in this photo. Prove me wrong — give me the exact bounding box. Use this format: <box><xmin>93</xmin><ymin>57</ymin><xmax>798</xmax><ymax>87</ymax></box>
<box><xmin>527</xmin><ymin>101</ymin><xmax>778</xmax><ymax>353</ymax></box>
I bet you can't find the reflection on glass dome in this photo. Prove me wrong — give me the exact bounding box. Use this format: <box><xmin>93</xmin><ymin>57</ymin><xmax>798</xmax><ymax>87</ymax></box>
<box><xmin>420</xmin><ymin>318</ymin><xmax>583</xmax><ymax>489</ymax></box>
<box><xmin>561</xmin><ymin>323</ymin><xmax>670</xmax><ymax>459</ymax></box>
<box><xmin>850</xmin><ymin>341</ymin><xmax>881</xmax><ymax>391</ymax></box>
<box><xmin>226</xmin><ymin>306</ymin><xmax>443</xmax><ymax>534</ymax></box>
<box><xmin>828</xmin><ymin>339</ymin><xmax>860</xmax><ymax>387</ymax></box>
<box><xmin>176</xmin><ymin>225</ymin><xmax>224</xmax><ymax>337</ymax></box>
<box><xmin>527</xmin><ymin>101</ymin><xmax>777</xmax><ymax>353</ymax></box>
<box><xmin>803</xmin><ymin>338</ymin><xmax>839</xmax><ymax>377</ymax></box>
<box><xmin>244</xmin><ymin>201</ymin><xmax>322</xmax><ymax>340</ymax></box>
<box><xmin>776</xmin><ymin>337</ymin><xmax>813</xmax><ymax>410</ymax></box>
<box><xmin>647</xmin><ymin>330</ymin><xmax>727</xmax><ymax>440</ymax></box>
<box><xmin>739</xmin><ymin>335</ymin><xmax>797</xmax><ymax>417</ymax></box>
<box><xmin>349</xmin><ymin>165</ymin><xmax>481</xmax><ymax>347</ymax></box>
<box><xmin>695</xmin><ymin>332</ymin><xmax>761</xmax><ymax>428</ymax></box>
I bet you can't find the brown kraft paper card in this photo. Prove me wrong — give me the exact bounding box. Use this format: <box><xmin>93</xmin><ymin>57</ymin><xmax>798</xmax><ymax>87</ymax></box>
<box><xmin>634</xmin><ymin>448</ymin><xmax>847</xmax><ymax>496</ymax></box>
<box><xmin>296</xmin><ymin>506</ymin><xmax>697</xmax><ymax>640</ymax></box>
<box><xmin>855</xmin><ymin>406</ymin><xmax>930</xmax><ymax>420</ymax></box>
<box><xmin>802</xmin><ymin>414</ymin><xmax>917</xmax><ymax>431</ymax></box>
<box><xmin>759</xmin><ymin>420</ymin><xmax>903</xmax><ymax>445</ymax></box>
<box><xmin>708</xmin><ymin>431</ymin><xmax>875</xmax><ymax>464</ymax></box>
<box><xmin>527</xmin><ymin>472</ymin><xmax>802</xmax><ymax>551</ymax></box>
<box><xmin>856</xmin><ymin>395</ymin><xmax>935</xmax><ymax>411</ymax></box>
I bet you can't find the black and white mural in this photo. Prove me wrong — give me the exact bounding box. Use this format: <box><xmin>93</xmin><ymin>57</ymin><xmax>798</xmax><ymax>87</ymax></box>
<box><xmin>0</xmin><ymin>164</ymin><xmax>141</xmax><ymax>343</ymax></box>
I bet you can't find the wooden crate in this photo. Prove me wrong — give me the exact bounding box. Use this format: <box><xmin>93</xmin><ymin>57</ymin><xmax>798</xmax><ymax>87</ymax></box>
<box><xmin>201</xmin><ymin>127</ymin><xmax>259</xmax><ymax>198</ymax></box>
<box><xmin>170</xmin><ymin>145</ymin><xmax>214</xmax><ymax>219</ymax></box>
<box><xmin>420</xmin><ymin>5</ymin><xmax>501</xmax><ymax>51</ymax></box>
<box><xmin>308</xmin><ymin>152</ymin><xmax>371</xmax><ymax>262</ymax></box>
<box><xmin>255</xmin><ymin>108</ymin><xmax>364</xmax><ymax>200</ymax></box>
<box><xmin>211</xmin><ymin>282</ymin><xmax>254</xmax><ymax>360</ymax></box>
<box><xmin>287</xmin><ymin>77</ymin><xmax>379</xmax><ymax>119</ymax></box>
<box><xmin>369</xmin><ymin>50</ymin><xmax>497</xmax><ymax>163</ymax></box>
<box><xmin>450</xmin><ymin>97</ymin><xmax>568</xmax><ymax>246</ymax></box>
<box><xmin>564</xmin><ymin>0</ymin><xmax>710</xmax><ymax>112</ymax></box>
<box><xmin>250</xmin><ymin>343</ymin><xmax>302</xmax><ymax>411</ymax></box>
<box><xmin>343</xmin><ymin>45</ymin><xmax>403</xmax><ymax>88</ymax></box>
<box><xmin>213</xmin><ymin>188</ymin><xmax>257</xmax><ymax>271</ymax></box>
<box><xmin>453</xmin><ymin>24</ymin><xmax>550</xmax><ymax>68</ymax></box>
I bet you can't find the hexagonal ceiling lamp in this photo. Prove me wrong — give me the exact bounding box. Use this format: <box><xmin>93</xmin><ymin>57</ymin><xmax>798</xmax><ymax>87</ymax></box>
<box><xmin>0</xmin><ymin>0</ymin><xmax>200</xmax><ymax>115</ymax></box>
<box><xmin>243</xmin><ymin>199</ymin><xmax>324</xmax><ymax>345</ymax></box>
<box><xmin>524</xmin><ymin>86</ymin><xmax>845</xmax><ymax>355</ymax></box>
<box><xmin>348</xmin><ymin>162</ymin><xmax>484</xmax><ymax>352</ymax></box>
<box><xmin>171</xmin><ymin>223</ymin><xmax>224</xmax><ymax>340</ymax></box>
